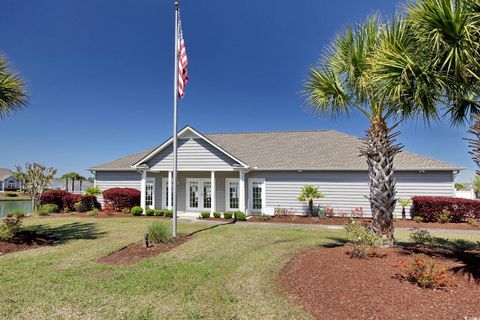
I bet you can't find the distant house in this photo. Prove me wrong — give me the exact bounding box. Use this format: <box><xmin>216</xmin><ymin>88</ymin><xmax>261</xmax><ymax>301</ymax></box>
<box><xmin>0</xmin><ymin>169</ymin><xmax>19</xmax><ymax>192</ymax></box>
<box><xmin>89</xmin><ymin>126</ymin><xmax>462</xmax><ymax>217</ymax></box>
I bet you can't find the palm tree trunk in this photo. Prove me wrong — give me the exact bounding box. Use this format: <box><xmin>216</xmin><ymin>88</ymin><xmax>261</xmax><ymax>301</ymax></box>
<box><xmin>401</xmin><ymin>207</ymin><xmax>406</xmax><ymax>220</ymax></box>
<box><xmin>309</xmin><ymin>200</ymin><xmax>313</xmax><ymax>217</ymax></box>
<box><xmin>360</xmin><ymin>118</ymin><xmax>402</xmax><ymax>246</ymax></box>
<box><xmin>65</xmin><ymin>179</ymin><xmax>69</xmax><ymax>191</ymax></box>
<box><xmin>71</xmin><ymin>179</ymin><xmax>75</xmax><ymax>193</ymax></box>
<box><xmin>467</xmin><ymin>114</ymin><xmax>480</xmax><ymax>174</ymax></box>
<box><xmin>80</xmin><ymin>179</ymin><xmax>83</xmax><ymax>193</ymax></box>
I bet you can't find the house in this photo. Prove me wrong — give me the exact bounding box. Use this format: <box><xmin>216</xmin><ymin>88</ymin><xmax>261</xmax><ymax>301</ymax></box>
<box><xmin>0</xmin><ymin>168</ymin><xmax>20</xmax><ymax>192</ymax></box>
<box><xmin>89</xmin><ymin>126</ymin><xmax>461</xmax><ymax>217</ymax></box>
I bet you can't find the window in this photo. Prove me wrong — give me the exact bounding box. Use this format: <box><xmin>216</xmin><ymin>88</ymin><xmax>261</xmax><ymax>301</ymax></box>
<box><xmin>252</xmin><ymin>182</ymin><xmax>263</xmax><ymax>209</ymax></box>
<box><xmin>146</xmin><ymin>179</ymin><xmax>155</xmax><ymax>208</ymax></box>
<box><xmin>203</xmin><ymin>182</ymin><xmax>211</xmax><ymax>209</ymax></box>
<box><xmin>189</xmin><ymin>181</ymin><xmax>199</xmax><ymax>208</ymax></box>
<box><xmin>228</xmin><ymin>181</ymin><xmax>239</xmax><ymax>209</ymax></box>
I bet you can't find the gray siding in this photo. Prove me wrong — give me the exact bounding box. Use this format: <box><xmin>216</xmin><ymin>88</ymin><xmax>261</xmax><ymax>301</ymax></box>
<box><xmin>247</xmin><ymin>170</ymin><xmax>454</xmax><ymax>217</ymax></box>
<box><xmin>147</xmin><ymin>138</ymin><xmax>239</xmax><ymax>171</ymax></box>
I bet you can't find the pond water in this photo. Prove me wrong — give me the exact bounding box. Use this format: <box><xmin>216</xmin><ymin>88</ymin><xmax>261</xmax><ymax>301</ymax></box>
<box><xmin>0</xmin><ymin>200</ymin><xmax>32</xmax><ymax>217</ymax></box>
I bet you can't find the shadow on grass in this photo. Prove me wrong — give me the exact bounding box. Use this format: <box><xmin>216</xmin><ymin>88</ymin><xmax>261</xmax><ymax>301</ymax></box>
<box><xmin>187</xmin><ymin>220</ymin><xmax>237</xmax><ymax>237</ymax></box>
<box><xmin>321</xmin><ymin>237</ymin><xmax>348</xmax><ymax>248</ymax></box>
<box><xmin>25</xmin><ymin>222</ymin><xmax>107</xmax><ymax>245</ymax></box>
<box><xmin>399</xmin><ymin>237</ymin><xmax>480</xmax><ymax>283</ymax></box>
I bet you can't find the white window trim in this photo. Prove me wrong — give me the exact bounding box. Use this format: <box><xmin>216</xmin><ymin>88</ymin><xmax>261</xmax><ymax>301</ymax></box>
<box><xmin>146</xmin><ymin>177</ymin><xmax>155</xmax><ymax>209</ymax></box>
<box><xmin>185</xmin><ymin>178</ymin><xmax>212</xmax><ymax>211</ymax></box>
<box><xmin>161</xmin><ymin>178</ymin><xmax>171</xmax><ymax>210</ymax></box>
<box><xmin>225</xmin><ymin>178</ymin><xmax>240</xmax><ymax>212</ymax></box>
<box><xmin>248</xmin><ymin>178</ymin><xmax>266</xmax><ymax>214</ymax></box>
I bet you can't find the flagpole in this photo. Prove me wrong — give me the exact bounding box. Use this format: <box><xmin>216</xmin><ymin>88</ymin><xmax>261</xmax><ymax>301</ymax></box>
<box><xmin>172</xmin><ymin>1</ymin><xmax>179</xmax><ymax>237</ymax></box>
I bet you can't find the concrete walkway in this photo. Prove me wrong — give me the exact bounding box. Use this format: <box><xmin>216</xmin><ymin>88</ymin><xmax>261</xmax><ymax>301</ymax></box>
<box><xmin>177</xmin><ymin>216</ymin><xmax>480</xmax><ymax>235</ymax></box>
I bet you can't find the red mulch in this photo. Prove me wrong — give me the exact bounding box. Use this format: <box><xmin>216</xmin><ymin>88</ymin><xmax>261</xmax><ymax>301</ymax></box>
<box><xmin>0</xmin><ymin>230</ymin><xmax>57</xmax><ymax>255</ymax></box>
<box><xmin>279</xmin><ymin>246</ymin><xmax>480</xmax><ymax>320</ymax></box>
<box><xmin>97</xmin><ymin>234</ymin><xmax>191</xmax><ymax>265</ymax></box>
<box><xmin>248</xmin><ymin>216</ymin><xmax>480</xmax><ymax>230</ymax></box>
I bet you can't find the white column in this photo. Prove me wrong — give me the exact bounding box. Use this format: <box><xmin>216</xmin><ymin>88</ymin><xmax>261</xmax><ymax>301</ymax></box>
<box><xmin>140</xmin><ymin>170</ymin><xmax>147</xmax><ymax>213</ymax></box>
<box><xmin>211</xmin><ymin>171</ymin><xmax>216</xmax><ymax>213</ymax></box>
<box><xmin>239</xmin><ymin>171</ymin><xmax>246</xmax><ymax>213</ymax></box>
<box><xmin>167</xmin><ymin>171</ymin><xmax>173</xmax><ymax>210</ymax></box>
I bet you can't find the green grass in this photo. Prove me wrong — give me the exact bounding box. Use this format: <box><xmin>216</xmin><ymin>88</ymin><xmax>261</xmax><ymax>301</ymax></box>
<box><xmin>0</xmin><ymin>217</ymin><xmax>479</xmax><ymax>319</ymax></box>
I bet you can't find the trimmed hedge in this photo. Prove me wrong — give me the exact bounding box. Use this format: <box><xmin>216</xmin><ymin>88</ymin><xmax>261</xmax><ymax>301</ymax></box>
<box><xmin>76</xmin><ymin>195</ymin><xmax>101</xmax><ymax>212</ymax></box>
<box><xmin>103</xmin><ymin>188</ymin><xmax>140</xmax><ymax>211</ymax></box>
<box><xmin>62</xmin><ymin>194</ymin><xmax>83</xmax><ymax>211</ymax></box>
<box><xmin>40</xmin><ymin>190</ymin><xmax>70</xmax><ymax>210</ymax></box>
<box><xmin>411</xmin><ymin>196</ymin><xmax>480</xmax><ymax>223</ymax></box>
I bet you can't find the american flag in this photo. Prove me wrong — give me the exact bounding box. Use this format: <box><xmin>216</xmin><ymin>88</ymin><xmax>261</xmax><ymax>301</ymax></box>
<box><xmin>177</xmin><ymin>14</ymin><xmax>189</xmax><ymax>99</ymax></box>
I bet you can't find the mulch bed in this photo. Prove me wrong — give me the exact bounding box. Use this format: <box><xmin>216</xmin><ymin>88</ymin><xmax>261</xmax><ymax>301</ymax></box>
<box><xmin>0</xmin><ymin>230</ymin><xmax>57</xmax><ymax>255</ymax></box>
<box><xmin>248</xmin><ymin>215</ymin><xmax>480</xmax><ymax>230</ymax></box>
<box><xmin>97</xmin><ymin>234</ymin><xmax>191</xmax><ymax>265</ymax></box>
<box><xmin>279</xmin><ymin>246</ymin><xmax>480</xmax><ymax>320</ymax></box>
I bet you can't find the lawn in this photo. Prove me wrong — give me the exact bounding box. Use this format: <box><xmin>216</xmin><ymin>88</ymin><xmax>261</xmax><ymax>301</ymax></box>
<box><xmin>0</xmin><ymin>217</ymin><xmax>479</xmax><ymax>320</ymax></box>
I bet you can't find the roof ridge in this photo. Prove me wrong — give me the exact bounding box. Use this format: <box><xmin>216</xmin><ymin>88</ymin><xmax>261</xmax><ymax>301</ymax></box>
<box><xmin>205</xmin><ymin>129</ymin><xmax>335</xmax><ymax>135</ymax></box>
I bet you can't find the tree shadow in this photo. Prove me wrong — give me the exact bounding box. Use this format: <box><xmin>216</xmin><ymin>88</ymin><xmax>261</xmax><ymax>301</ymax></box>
<box><xmin>321</xmin><ymin>237</ymin><xmax>348</xmax><ymax>248</ymax></box>
<box><xmin>187</xmin><ymin>220</ymin><xmax>237</xmax><ymax>236</ymax></box>
<box><xmin>25</xmin><ymin>222</ymin><xmax>106</xmax><ymax>245</ymax></box>
<box><xmin>399</xmin><ymin>237</ymin><xmax>480</xmax><ymax>283</ymax></box>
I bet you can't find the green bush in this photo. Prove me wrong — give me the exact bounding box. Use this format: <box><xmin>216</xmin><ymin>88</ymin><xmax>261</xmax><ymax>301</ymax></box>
<box><xmin>146</xmin><ymin>208</ymin><xmax>155</xmax><ymax>216</ymax></box>
<box><xmin>154</xmin><ymin>210</ymin><xmax>164</xmax><ymax>216</ymax></box>
<box><xmin>131</xmin><ymin>206</ymin><xmax>143</xmax><ymax>216</ymax></box>
<box><xmin>213</xmin><ymin>212</ymin><xmax>221</xmax><ymax>218</ymax></box>
<box><xmin>74</xmin><ymin>202</ymin><xmax>83</xmax><ymax>212</ymax></box>
<box><xmin>122</xmin><ymin>208</ymin><xmax>130</xmax><ymax>214</ymax></box>
<box><xmin>409</xmin><ymin>228</ymin><xmax>433</xmax><ymax>246</ymax></box>
<box><xmin>200</xmin><ymin>211</ymin><xmax>210</xmax><ymax>219</ymax></box>
<box><xmin>256</xmin><ymin>214</ymin><xmax>271</xmax><ymax>222</ymax></box>
<box><xmin>5</xmin><ymin>192</ymin><xmax>18</xmax><ymax>197</ymax></box>
<box><xmin>344</xmin><ymin>220</ymin><xmax>380</xmax><ymax>258</ymax></box>
<box><xmin>86</xmin><ymin>209</ymin><xmax>99</xmax><ymax>216</ymax></box>
<box><xmin>85</xmin><ymin>187</ymin><xmax>101</xmax><ymax>196</ymax></box>
<box><xmin>224</xmin><ymin>212</ymin><xmax>233</xmax><ymax>219</ymax></box>
<box><xmin>164</xmin><ymin>210</ymin><xmax>173</xmax><ymax>218</ymax></box>
<box><xmin>413</xmin><ymin>216</ymin><xmax>424</xmax><ymax>223</ymax></box>
<box><xmin>63</xmin><ymin>207</ymin><xmax>71</xmax><ymax>213</ymax></box>
<box><xmin>0</xmin><ymin>217</ymin><xmax>22</xmax><ymax>241</ymax></box>
<box><xmin>9</xmin><ymin>211</ymin><xmax>25</xmax><ymax>219</ymax></box>
<box><xmin>38</xmin><ymin>204</ymin><xmax>59</xmax><ymax>215</ymax></box>
<box><xmin>234</xmin><ymin>211</ymin><xmax>246</xmax><ymax>221</ymax></box>
<box><xmin>148</xmin><ymin>221</ymin><xmax>173</xmax><ymax>244</ymax></box>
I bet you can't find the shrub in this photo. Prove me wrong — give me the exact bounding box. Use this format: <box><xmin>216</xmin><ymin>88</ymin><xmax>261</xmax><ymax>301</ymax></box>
<box><xmin>86</xmin><ymin>209</ymin><xmax>99</xmax><ymax>216</ymax></box>
<box><xmin>7</xmin><ymin>210</ymin><xmax>25</xmax><ymax>219</ymax></box>
<box><xmin>398</xmin><ymin>258</ymin><xmax>451</xmax><ymax>289</ymax></box>
<box><xmin>256</xmin><ymin>214</ymin><xmax>271</xmax><ymax>222</ymax></box>
<box><xmin>164</xmin><ymin>210</ymin><xmax>173</xmax><ymax>218</ymax></box>
<box><xmin>466</xmin><ymin>217</ymin><xmax>478</xmax><ymax>226</ymax></box>
<box><xmin>413</xmin><ymin>216</ymin><xmax>424</xmax><ymax>223</ymax></box>
<box><xmin>122</xmin><ymin>208</ymin><xmax>130</xmax><ymax>214</ymax></box>
<box><xmin>75</xmin><ymin>195</ymin><xmax>101</xmax><ymax>212</ymax></box>
<box><xmin>409</xmin><ymin>228</ymin><xmax>433</xmax><ymax>246</ymax></box>
<box><xmin>5</xmin><ymin>192</ymin><xmax>17</xmax><ymax>197</ymax></box>
<box><xmin>103</xmin><ymin>188</ymin><xmax>140</xmax><ymax>211</ymax></box>
<box><xmin>37</xmin><ymin>204</ymin><xmax>59</xmax><ymax>215</ymax></box>
<box><xmin>234</xmin><ymin>211</ymin><xmax>246</xmax><ymax>221</ymax></box>
<box><xmin>411</xmin><ymin>196</ymin><xmax>480</xmax><ymax>223</ymax></box>
<box><xmin>154</xmin><ymin>210</ymin><xmax>164</xmax><ymax>216</ymax></box>
<box><xmin>63</xmin><ymin>207</ymin><xmax>71</xmax><ymax>213</ymax></box>
<box><xmin>146</xmin><ymin>208</ymin><xmax>155</xmax><ymax>216</ymax></box>
<box><xmin>131</xmin><ymin>206</ymin><xmax>143</xmax><ymax>216</ymax></box>
<box><xmin>213</xmin><ymin>212</ymin><xmax>221</xmax><ymax>218</ymax></box>
<box><xmin>62</xmin><ymin>194</ymin><xmax>83</xmax><ymax>211</ymax></box>
<box><xmin>344</xmin><ymin>220</ymin><xmax>379</xmax><ymax>258</ymax></box>
<box><xmin>0</xmin><ymin>217</ymin><xmax>22</xmax><ymax>240</ymax></box>
<box><xmin>40</xmin><ymin>190</ymin><xmax>70</xmax><ymax>209</ymax></box>
<box><xmin>200</xmin><ymin>211</ymin><xmax>210</xmax><ymax>219</ymax></box>
<box><xmin>223</xmin><ymin>212</ymin><xmax>233</xmax><ymax>219</ymax></box>
<box><xmin>148</xmin><ymin>221</ymin><xmax>172</xmax><ymax>244</ymax></box>
<box><xmin>85</xmin><ymin>187</ymin><xmax>101</xmax><ymax>196</ymax></box>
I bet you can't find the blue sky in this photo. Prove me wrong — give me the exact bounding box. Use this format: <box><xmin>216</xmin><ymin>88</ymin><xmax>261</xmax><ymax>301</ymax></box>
<box><xmin>0</xmin><ymin>0</ymin><xmax>474</xmax><ymax>181</ymax></box>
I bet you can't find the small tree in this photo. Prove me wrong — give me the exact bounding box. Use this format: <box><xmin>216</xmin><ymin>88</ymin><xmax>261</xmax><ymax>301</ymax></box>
<box><xmin>297</xmin><ymin>185</ymin><xmax>324</xmax><ymax>217</ymax></box>
<box><xmin>397</xmin><ymin>198</ymin><xmax>412</xmax><ymax>220</ymax></box>
<box><xmin>472</xmin><ymin>175</ymin><xmax>480</xmax><ymax>198</ymax></box>
<box><xmin>78</xmin><ymin>175</ymin><xmax>86</xmax><ymax>193</ymax></box>
<box><xmin>454</xmin><ymin>183</ymin><xmax>467</xmax><ymax>191</ymax></box>
<box><xmin>15</xmin><ymin>163</ymin><xmax>57</xmax><ymax>214</ymax></box>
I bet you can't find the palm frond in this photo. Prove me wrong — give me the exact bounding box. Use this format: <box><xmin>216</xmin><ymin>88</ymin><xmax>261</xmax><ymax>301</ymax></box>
<box><xmin>0</xmin><ymin>55</ymin><xmax>27</xmax><ymax>119</ymax></box>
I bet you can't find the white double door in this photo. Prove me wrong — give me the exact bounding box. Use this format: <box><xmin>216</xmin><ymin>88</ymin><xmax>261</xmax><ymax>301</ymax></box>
<box><xmin>186</xmin><ymin>178</ymin><xmax>212</xmax><ymax>211</ymax></box>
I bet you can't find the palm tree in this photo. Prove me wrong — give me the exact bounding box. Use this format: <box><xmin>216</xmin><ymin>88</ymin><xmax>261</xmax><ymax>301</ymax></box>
<box><xmin>297</xmin><ymin>185</ymin><xmax>325</xmax><ymax>217</ymax></box>
<box><xmin>0</xmin><ymin>55</ymin><xmax>27</xmax><ymax>119</ymax></box>
<box><xmin>305</xmin><ymin>16</ymin><xmax>437</xmax><ymax>245</ymax></box>
<box><xmin>78</xmin><ymin>175</ymin><xmax>86</xmax><ymax>192</ymax></box>
<box><xmin>61</xmin><ymin>173</ymin><xmax>70</xmax><ymax>191</ymax></box>
<box><xmin>68</xmin><ymin>172</ymin><xmax>80</xmax><ymax>192</ymax></box>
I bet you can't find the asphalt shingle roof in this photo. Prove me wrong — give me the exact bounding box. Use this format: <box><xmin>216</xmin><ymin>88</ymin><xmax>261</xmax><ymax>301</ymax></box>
<box><xmin>0</xmin><ymin>168</ymin><xmax>14</xmax><ymax>181</ymax></box>
<box><xmin>89</xmin><ymin>129</ymin><xmax>460</xmax><ymax>171</ymax></box>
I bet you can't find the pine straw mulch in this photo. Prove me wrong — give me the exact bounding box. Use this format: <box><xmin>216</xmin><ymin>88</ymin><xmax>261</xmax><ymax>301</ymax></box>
<box><xmin>247</xmin><ymin>215</ymin><xmax>480</xmax><ymax>230</ymax></box>
<box><xmin>0</xmin><ymin>230</ymin><xmax>57</xmax><ymax>256</ymax></box>
<box><xmin>279</xmin><ymin>245</ymin><xmax>480</xmax><ymax>320</ymax></box>
<box><xmin>97</xmin><ymin>234</ymin><xmax>191</xmax><ymax>265</ymax></box>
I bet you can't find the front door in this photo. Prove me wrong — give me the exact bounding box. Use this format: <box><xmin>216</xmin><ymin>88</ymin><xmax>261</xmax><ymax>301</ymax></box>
<box><xmin>186</xmin><ymin>179</ymin><xmax>212</xmax><ymax>211</ymax></box>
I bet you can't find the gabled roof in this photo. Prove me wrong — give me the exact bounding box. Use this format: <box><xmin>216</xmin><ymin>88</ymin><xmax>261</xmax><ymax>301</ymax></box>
<box><xmin>0</xmin><ymin>168</ymin><xmax>14</xmax><ymax>181</ymax></box>
<box><xmin>89</xmin><ymin>128</ymin><xmax>461</xmax><ymax>171</ymax></box>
